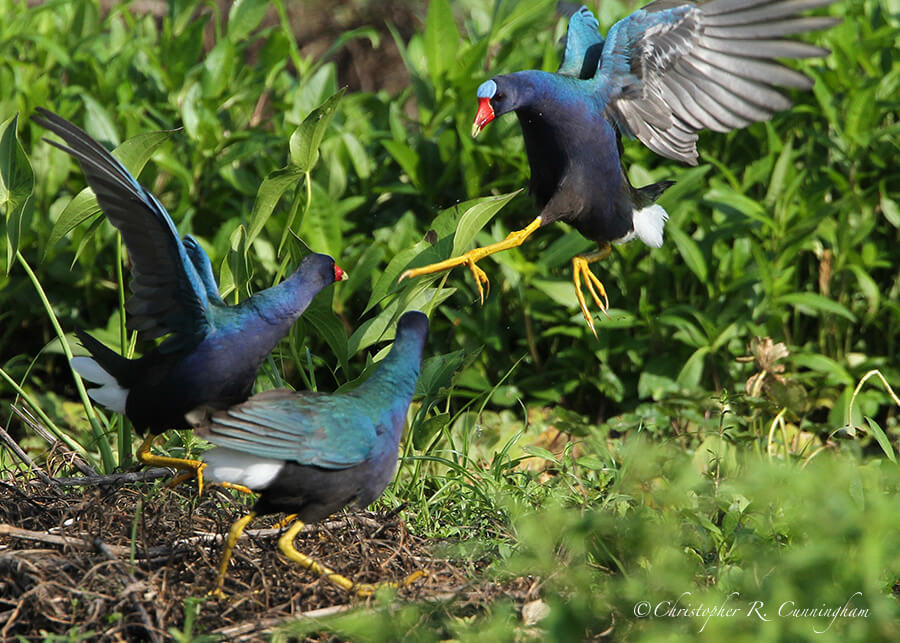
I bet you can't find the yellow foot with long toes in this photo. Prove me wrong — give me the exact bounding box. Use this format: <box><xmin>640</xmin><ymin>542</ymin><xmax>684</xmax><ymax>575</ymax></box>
<box><xmin>209</xmin><ymin>511</ymin><xmax>257</xmax><ymax>598</ymax></box>
<box><xmin>572</xmin><ymin>244</ymin><xmax>612</xmax><ymax>338</ymax></box>
<box><xmin>137</xmin><ymin>434</ymin><xmax>207</xmax><ymax>495</ymax></box>
<box><xmin>399</xmin><ymin>216</ymin><xmax>543</xmax><ymax>304</ymax></box>
<box><xmin>277</xmin><ymin>519</ymin><xmax>427</xmax><ymax>597</ymax></box>
<box><xmin>272</xmin><ymin>513</ymin><xmax>299</xmax><ymax>530</ymax></box>
<box><xmin>353</xmin><ymin>570</ymin><xmax>428</xmax><ymax>597</ymax></box>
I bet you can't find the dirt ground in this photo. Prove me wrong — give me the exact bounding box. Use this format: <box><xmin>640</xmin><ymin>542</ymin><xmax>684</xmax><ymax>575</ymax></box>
<box><xmin>0</xmin><ymin>469</ymin><xmax>533</xmax><ymax>641</ymax></box>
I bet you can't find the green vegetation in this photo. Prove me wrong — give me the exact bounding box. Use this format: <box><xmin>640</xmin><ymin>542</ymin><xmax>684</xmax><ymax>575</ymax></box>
<box><xmin>1</xmin><ymin>0</ymin><xmax>898</xmax><ymax>639</ymax></box>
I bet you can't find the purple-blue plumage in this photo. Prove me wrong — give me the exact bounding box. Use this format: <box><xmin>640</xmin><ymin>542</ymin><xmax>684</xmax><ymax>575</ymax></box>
<box><xmin>33</xmin><ymin>108</ymin><xmax>346</xmax><ymax>435</ymax></box>
<box><xmin>411</xmin><ymin>1</ymin><xmax>838</xmax><ymax>334</ymax></box>
<box><xmin>474</xmin><ymin>1</ymin><xmax>839</xmax><ymax>245</ymax></box>
<box><xmin>198</xmin><ymin>311</ymin><xmax>429</xmax><ymax>520</ymax></box>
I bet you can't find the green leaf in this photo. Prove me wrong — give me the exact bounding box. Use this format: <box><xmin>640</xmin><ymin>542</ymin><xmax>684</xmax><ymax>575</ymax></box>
<box><xmin>776</xmin><ymin>292</ymin><xmax>857</xmax><ymax>323</ymax></box>
<box><xmin>0</xmin><ymin>114</ymin><xmax>34</xmax><ymax>273</ymax></box>
<box><xmin>350</xmin><ymin>287</ymin><xmax>453</xmax><ymax>355</ymax></box>
<box><xmin>202</xmin><ymin>39</ymin><xmax>235</xmax><ymax>98</ymax></box>
<box><xmin>765</xmin><ymin>136</ymin><xmax>793</xmax><ymax>206</ymax></box>
<box><xmin>791</xmin><ymin>353</ymin><xmax>854</xmax><ymax>386</ymax></box>
<box><xmin>864</xmin><ymin>417</ymin><xmax>896</xmax><ymax>463</ymax></box>
<box><xmin>245</xmin><ymin>166</ymin><xmax>303</xmax><ymax>247</ymax></box>
<box><xmin>44</xmin><ymin>130</ymin><xmax>174</xmax><ymax>257</ymax></box>
<box><xmin>522</xmin><ymin>446</ymin><xmax>558</xmax><ymax>464</ymax></box>
<box><xmin>300</xmin><ymin>288</ymin><xmax>349</xmax><ymax>375</ymax></box>
<box><xmin>289</xmin><ymin>88</ymin><xmax>345</xmax><ymax>174</ymax></box>
<box><xmin>451</xmin><ymin>190</ymin><xmax>522</xmax><ymax>257</ymax></box>
<box><xmin>227</xmin><ymin>0</ymin><xmax>270</xmax><ymax>43</ymax></box>
<box><xmin>382</xmin><ymin>139</ymin><xmax>421</xmax><ymax>190</ymax></box>
<box><xmin>677</xmin><ymin>346</ymin><xmax>709</xmax><ymax>389</ymax></box>
<box><xmin>365</xmin><ymin>191</ymin><xmax>520</xmax><ymax>314</ymax></box>
<box><xmin>424</xmin><ymin>0</ymin><xmax>459</xmax><ymax>86</ymax></box>
<box><xmin>81</xmin><ymin>94</ymin><xmax>120</xmax><ymax>146</ymax></box>
<box><xmin>413</xmin><ymin>412</ymin><xmax>451</xmax><ymax>450</ymax></box>
<box><xmin>667</xmin><ymin>226</ymin><xmax>708</xmax><ymax>283</ymax></box>
<box><xmin>416</xmin><ymin>349</ymin><xmax>467</xmax><ymax>398</ymax></box>
<box><xmin>881</xmin><ymin>193</ymin><xmax>900</xmax><ymax>228</ymax></box>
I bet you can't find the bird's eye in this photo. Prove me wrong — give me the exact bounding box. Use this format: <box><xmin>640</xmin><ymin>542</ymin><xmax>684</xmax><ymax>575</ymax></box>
<box><xmin>494</xmin><ymin>92</ymin><xmax>505</xmax><ymax>102</ymax></box>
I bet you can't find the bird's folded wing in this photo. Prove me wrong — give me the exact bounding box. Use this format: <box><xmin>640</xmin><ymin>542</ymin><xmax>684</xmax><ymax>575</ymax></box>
<box><xmin>557</xmin><ymin>5</ymin><xmax>605</xmax><ymax>79</ymax></box>
<box><xmin>594</xmin><ymin>0</ymin><xmax>838</xmax><ymax>164</ymax></box>
<box><xmin>33</xmin><ymin>108</ymin><xmax>211</xmax><ymax>350</ymax></box>
<box><xmin>182</xmin><ymin>235</ymin><xmax>225</xmax><ymax>306</ymax></box>
<box><xmin>196</xmin><ymin>390</ymin><xmax>375</xmax><ymax>469</ymax></box>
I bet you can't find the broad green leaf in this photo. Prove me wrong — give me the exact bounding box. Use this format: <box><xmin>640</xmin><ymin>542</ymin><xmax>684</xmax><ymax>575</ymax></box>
<box><xmin>45</xmin><ymin>130</ymin><xmax>174</xmax><ymax>256</ymax></box>
<box><xmin>297</xmin><ymin>191</ymin><xmax>363</xmax><ymax>262</ymax></box>
<box><xmin>382</xmin><ymin>139</ymin><xmax>421</xmax><ymax>189</ymax></box>
<box><xmin>881</xmin><ymin>193</ymin><xmax>900</xmax><ymax>228</ymax></box>
<box><xmin>537</xmin><ymin>230</ymin><xmax>594</xmax><ymax>270</ymax></box>
<box><xmin>364</xmin><ymin>239</ymin><xmax>431</xmax><ymax>315</ymax></box>
<box><xmin>0</xmin><ymin>114</ymin><xmax>34</xmax><ymax>273</ymax></box>
<box><xmin>350</xmin><ymin>287</ymin><xmax>453</xmax><ymax>355</ymax></box>
<box><xmin>522</xmin><ymin>445</ymin><xmax>559</xmax><ymax>464</ymax></box>
<box><xmin>202</xmin><ymin>39</ymin><xmax>235</xmax><ymax>97</ymax></box>
<box><xmin>705</xmin><ymin>188</ymin><xmax>773</xmax><ymax>228</ymax></box>
<box><xmin>864</xmin><ymin>417</ymin><xmax>896</xmax><ymax>463</ymax></box>
<box><xmin>424</xmin><ymin>0</ymin><xmax>459</xmax><ymax>85</ymax></box>
<box><xmin>791</xmin><ymin>353</ymin><xmax>854</xmax><ymax>386</ymax></box>
<box><xmin>667</xmin><ymin>226</ymin><xmax>708</xmax><ymax>283</ymax></box>
<box><xmin>364</xmin><ymin>191</ymin><xmax>520</xmax><ymax>313</ymax></box>
<box><xmin>765</xmin><ymin>136</ymin><xmax>793</xmax><ymax>206</ymax></box>
<box><xmin>848</xmin><ymin>265</ymin><xmax>880</xmax><ymax>315</ymax></box>
<box><xmin>677</xmin><ymin>346</ymin><xmax>709</xmax><ymax>389</ymax></box>
<box><xmin>300</xmin><ymin>288</ymin><xmax>349</xmax><ymax>375</ymax></box>
<box><xmin>413</xmin><ymin>412</ymin><xmax>452</xmax><ymax>450</ymax></box>
<box><xmin>777</xmin><ymin>292</ymin><xmax>857</xmax><ymax>322</ymax></box>
<box><xmin>450</xmin><ymin>190</ymin><xmax>521</xmax><ymax>257</ymax></box>
<box><xmin>81</xmin><ymin>94</ymin><xmax>119</xmax><ymax>146</ymax></box>
<box><xmin>245</xmin><ymin>165</ymin><xmax>303</xmax><ymax>247</ymax></box>
<box><xmin>341</xmin><ymin>132</ymin><xmax>371</xmax><ymax>180</ymax></box>
<box><xmin>416</xmin><ymin>349</ymin><xmax>467</xmax><ymax>398</ymax></box>
<box><xmin>289</xmin><ymin>88</ymin><xmax>345</xmax><ymax>174</ymax></box>
<box><xmin>227</xmin><ymin>0</ymin><xmax>269</xmax><ymax>43</ymax></box>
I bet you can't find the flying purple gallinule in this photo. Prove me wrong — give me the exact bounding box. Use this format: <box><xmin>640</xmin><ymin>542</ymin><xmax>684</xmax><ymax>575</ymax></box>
<box><xmin>401</xmin><ymin>1</ymin><xmax>838</xmax><ymax>336</ymax></box>
<box><xmin>198</xmin><ymin>311</ymin><xmax>429</xmax><ymax>597</ymax></box>
<box><xmin>34</xmin><ymin>108</ymin><xmax>347</xmax><ymax>490</ymax></box>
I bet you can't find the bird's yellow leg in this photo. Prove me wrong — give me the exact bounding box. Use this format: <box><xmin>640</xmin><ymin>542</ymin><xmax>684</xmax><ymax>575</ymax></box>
<box><xmin>209</xmin><ymin>511</ymin><xmax>257</xmax><ymax>598</ymax></box>
<box><xmin>572</xmin><ymin>243</ymin><xmax>612</xmax><ymax>338</ymax></box>
<box><xmin>277</xmin><ymin>519</ymin><xmax>426</xmax><ymax>597</ymax></box>
<box><xmin>399</xmin><ymin>217</ymin><xmax>543</xmax><ymax>304</ymax></box>
<box><xmin>137</xmin><ymin>433</ymin><xmax>207</xmax><ymax>495</ymax></box>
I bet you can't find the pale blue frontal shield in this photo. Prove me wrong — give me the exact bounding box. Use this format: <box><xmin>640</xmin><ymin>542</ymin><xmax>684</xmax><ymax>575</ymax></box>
<box><xmin>476</xmin><ymin>79</ymin><xmax>497</xmax><ymax>99</ymax></box>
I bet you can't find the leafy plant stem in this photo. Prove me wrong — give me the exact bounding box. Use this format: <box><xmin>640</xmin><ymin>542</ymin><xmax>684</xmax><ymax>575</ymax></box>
<box><xmin>271</xmin><ymin>0</ymin><xmax>307</xmax><ymax>77</ymax></box>
<box><xmin>116</xmin><ymin>234</ymin><xmax>132</xmax><ymax>466</ymax></box>
<box><xmin>15</xmin><ymin>250</ymin><xmax>115</xmax><ymax>472</ymax></box>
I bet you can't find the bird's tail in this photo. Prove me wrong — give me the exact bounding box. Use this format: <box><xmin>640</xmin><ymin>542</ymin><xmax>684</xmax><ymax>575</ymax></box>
<box><xmin>71</xmin><ymin>329</ymin><xmax>131</xmax><ymax>415</ymax></box>
<box><xmin>631</xmin><ymin>180</ymin><xmax>676</xmax><ymax>249</ymax></box>
<box><xmin>635</xmin><ymin>180</ymin><xmax>675</xmax><ymax>208</ymax></box>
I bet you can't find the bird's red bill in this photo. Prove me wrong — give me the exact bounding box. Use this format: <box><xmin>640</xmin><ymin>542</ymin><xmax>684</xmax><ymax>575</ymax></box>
<box><xmin>334</xmin><ymin>264</ymin><xmax>348</xmax><ymax>281</ymax></box>
<box><xmin>472</xmin><ymin>98</ymin><xmax>494</xmax><ymax>137</ymax></box>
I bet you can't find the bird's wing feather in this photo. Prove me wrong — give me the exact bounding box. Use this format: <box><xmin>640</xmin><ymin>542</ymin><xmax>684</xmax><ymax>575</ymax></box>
<box><xmin>197</xmin><ymin>389</ymin><xmax>375</xmax><ymax>469</ymax></box>
<box><xmin>594</xmin><ymin>0</ymin><xmax>838</xmax><ymax>164</ymax></box>
<box><xmin>557</xmin><ymin>5</ymin><xmax>605</xmax><ymax>79</ymax></box>
<box><xmin>182</xmin><ymin>235</ymin><xmax>225</xmax><ymax>306</ymax></box>
<box><xmin>33</xmin><ymin>109</ymin><xmax>212</xmax><ymax>349</ymax></box>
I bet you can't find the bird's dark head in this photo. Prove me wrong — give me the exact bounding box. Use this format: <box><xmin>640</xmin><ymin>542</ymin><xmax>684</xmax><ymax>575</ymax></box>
<box><xmin>396</xmin><ymin>310</ymin><xmax>429</xmax><ymax>341</ymax></box>
<box><xmin>299</xmin><ymin>253</ymin><xmax>348</xmax><ymax>285</ymax></box>
<box><xmin>473</xmin><ymin>77</ymin><xmax>518</xmax><ymax>137</ymax></box>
